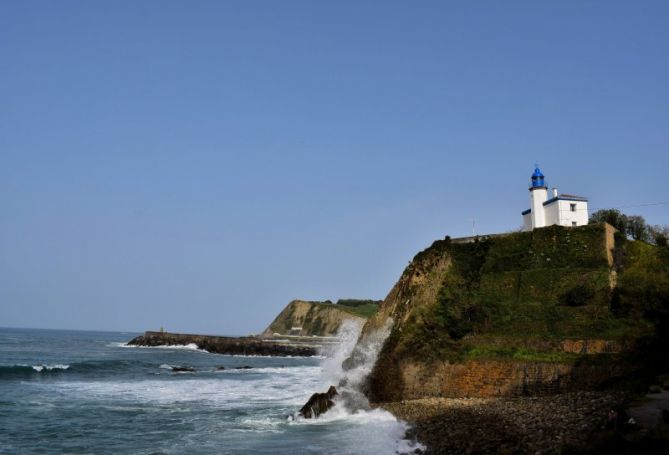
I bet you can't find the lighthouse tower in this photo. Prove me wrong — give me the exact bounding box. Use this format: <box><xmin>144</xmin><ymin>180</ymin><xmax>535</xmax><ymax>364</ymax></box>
<box><xmin>528</xmin><ymin>167</ymin><xmax>548</xmax><ymax>229</ymax></box>
<box><xmin>521</xmin><ymin>166</ymin><xmax>589</xmax><ymax>231</ymax></box>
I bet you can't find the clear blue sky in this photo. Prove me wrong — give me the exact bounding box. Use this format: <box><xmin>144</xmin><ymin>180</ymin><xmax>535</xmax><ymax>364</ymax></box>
<box><xmin>2</xmin><ymin>1</ymin><xmax>668</xmax><ymax>334</ymax></box>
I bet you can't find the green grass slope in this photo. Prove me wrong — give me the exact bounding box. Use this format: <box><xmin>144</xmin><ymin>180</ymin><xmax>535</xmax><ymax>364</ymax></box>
<box><xmin>363</xmin><ymin>223</ymin><xmax>669</xmax><ymax>399</ymax></box>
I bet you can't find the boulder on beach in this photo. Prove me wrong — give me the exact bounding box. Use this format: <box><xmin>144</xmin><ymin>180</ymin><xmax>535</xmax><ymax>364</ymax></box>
<box><xmin>299</xmin><ymin>386</ymin><xmax>338</xmax><ymax>419</ymax></box>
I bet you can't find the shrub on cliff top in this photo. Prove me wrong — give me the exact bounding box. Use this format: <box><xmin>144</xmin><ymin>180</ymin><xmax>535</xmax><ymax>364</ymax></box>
<box><xmin>336</xmin><ymin>299</ymin><xmax>381</xmax><ymax>308</ymax></box>
<box><xmin>613</xmin><ymin>241</ymin><xmax>669</xmax><ymax>318</ymax></box>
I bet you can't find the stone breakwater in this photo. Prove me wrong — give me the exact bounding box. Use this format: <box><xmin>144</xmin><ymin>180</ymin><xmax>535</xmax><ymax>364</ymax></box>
<box><xmin>127</xmin><ymin>331</ymin><xmax>317</xmax><ymax>357</ymax></box>
<box><xmin>380</xmin><ymin>391</ymin><xmax>625</xmax><ymax>454</ymax></box>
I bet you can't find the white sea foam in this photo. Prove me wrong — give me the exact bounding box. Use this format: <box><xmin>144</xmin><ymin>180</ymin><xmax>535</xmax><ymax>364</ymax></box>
<box><xmin>319</xmin><ymin>319</ymin><xmax>364</xmax><ymax>386</ymax></box>
<box><xmin>219</xmin><ymin>366</ymin><xmax>307</xmax><ymax>375</ymax></box>
<box><xmin>315</xmin><ymin>317</ymin><xmax>394</xmax><ymax>411</ymax></box>
<box><xmin>112</xmin><ymin>341</ymin><xmax>209</xmax><ymax>352</ymax></box>
<box><xmin>110</xmin><ymin>342</ymin><xmax>325</xmax><ymax>358</ymax></box>
<box><xmin>227</xmin><ymin>354</ymin><xmax>326</xmax><ymax>359</ymax></box>
<box><xmin>341</xmin><ymin>318</ymin><xmax>393</xmax><ymax>395</ymax></box>
<box><xmin>32</xmin><ymin>364</ymin><xmax>70</xmax><ymax>372</ymax></box>
<box><xmin>299</xmin><ymin>318</ymin><xmax>424</xmax><ymax>454</ymax></box>
<box><xmin>21</xmin><ymin>330</ymin><xmax>423</xmax><ymax>454</ymax></box>
<box><xmin>38</xmin><ymin>365</ymin><xmax>322</xmax><ymax>409</ymax></box>
<box><xmin>122</xmin><ymin>343</ymin><xmax>207</xmax><ymax>352</ymax></box>
<box><xmin>107</xmin><ymin>342</ymin><xmax>131</xmax><ymax>348</ymax></box>
<box><xmin>290</xmin><ymin>404</ymin><xmax>424</xmax><ymax>454</ymax></box>
<box><xmin>239</xmin><ymin>417</ymin><xmax>283</xmax><ymax>433</ymax></box>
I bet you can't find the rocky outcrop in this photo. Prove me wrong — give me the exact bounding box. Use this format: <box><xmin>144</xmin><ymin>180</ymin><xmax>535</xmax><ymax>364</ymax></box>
<box><xmin>345</xmin><ymin>223</ymin><xmax>667</xmax><ymax>402</ymax></box>
<box><xmin>261</xmin><ymin>300</ymin><xmax>371</xmax><ymax>337</ymax></box>
<box><xmin>127</xmin><ymin>331</ymin><xmax>317</xmax><ymax>357</ymax></box>
<box><xmin>299</xmin><ymin>386</ymin><xmax>338</xmax><ymax>418</ymax></box>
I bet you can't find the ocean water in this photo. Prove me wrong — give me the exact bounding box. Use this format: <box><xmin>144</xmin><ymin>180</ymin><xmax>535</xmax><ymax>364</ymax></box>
<box><xmin>0</xmin><ymin>327</ymin><xmax>420</xmax><ymax>454</ymax></box>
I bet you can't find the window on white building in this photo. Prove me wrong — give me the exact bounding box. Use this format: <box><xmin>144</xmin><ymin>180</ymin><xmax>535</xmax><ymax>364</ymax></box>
<box><xmin>572</xmin><ymin>221</ymin><xmax>577</xmax><ymax>227</ymax></box>
<box><xmin>570</xmin><ymin>203</ymin><xmax>576</xmax><ymax>212</ymax></box>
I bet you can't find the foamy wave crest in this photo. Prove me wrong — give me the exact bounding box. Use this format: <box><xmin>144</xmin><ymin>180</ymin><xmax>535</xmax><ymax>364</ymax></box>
<box><xmin>342</xmin><ymin>318</ymin><xmax>392</xmax><ymax>393</ymax></box>
<box><xmin>303</xmin><ymin>318</ymin><xmax>393</xmax><ymax>412</ymax></box>
<box><xmin>32</xmin><ymin>364</ymin><xmax>70</xmax><ymax>372</ymax></box>
<box><xmin>239</xmin><ymin>417</ymin><xmax>282</xmax><ymax>433</ymax></box>
<box><xmin>327</xmin><ymin>318</ymin><xmax>394</xmax><ymax>411</ymax></box>
<box><xmin>319</xmin><ymin>319</ymin><xmax>364</xmax><ymax>385</ymax></box>
<box><xmin>121</xmin><ymin>343</ymin><xmax>208</xmax><ymax>352</ymax></box>
<box><xmin>228</xmin><ymin>354</ymin><xmax>326</xmax><ymax>359</ymax></box>
<box><xmin>107</xmin><ymin>342</ymin><xmax>133</xmax><ymax>348</ymax></box>
<box><xmin>290</xmin><ymin>405</ymin><xmax>424</xmax><ymax>454</ymax></box>
<box><xmin>44</xmin><ymin>365</ymin><xmax>323</xmax><ymax>408</ymax></box>
<box><xmin>0</xmin><ymin>364</ymin><xmax>71</xmax><ymax>378</ymax></box>
<box><xmin>291</xmin><ymin>318</ymin><xmax>423</xmax><ymax>453</ymax></box>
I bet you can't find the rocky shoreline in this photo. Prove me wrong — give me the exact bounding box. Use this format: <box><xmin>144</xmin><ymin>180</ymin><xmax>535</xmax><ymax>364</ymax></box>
<box><xmin>379</xmin><ymin>392</ymin><xmax>628</xmax><ymax>454</ymax></box>
<box><xmin>127</xmin><ymin>331</ymin><xmax>318</xmax><ymax>357</ymax></box>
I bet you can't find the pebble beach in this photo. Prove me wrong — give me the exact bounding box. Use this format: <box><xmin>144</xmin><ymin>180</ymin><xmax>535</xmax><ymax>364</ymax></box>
<box><xmin>380</xmin><ymin>391</ymin><xmax>626</xmax><ymax>454</ymax></box>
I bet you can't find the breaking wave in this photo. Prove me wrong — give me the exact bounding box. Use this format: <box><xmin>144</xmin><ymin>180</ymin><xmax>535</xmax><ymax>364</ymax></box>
<box><xmin>116</xmin><ymin>342</ymin><xmax>208</xmax><ymax>352</ymax></box>
<box><xmin>296</xmin><ymin>318</ymin><xmax>424</xmax><ymax>454</ymax></box>
<box><xmin>0</xmin><ymin>360</ymin><xmax>157</xmax><ymax>379</ymax></box>
<box><xmin>0</xmin><ymin>364</ymin><xmax>71</xmax><ymax>378</ymax></box>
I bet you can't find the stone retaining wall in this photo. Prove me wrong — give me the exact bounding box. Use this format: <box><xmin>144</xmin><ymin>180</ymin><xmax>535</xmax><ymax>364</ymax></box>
<box><xmin>387</xmin><ymin>359</ymin><xmax>623</xmax><ymax>399</ymax></box>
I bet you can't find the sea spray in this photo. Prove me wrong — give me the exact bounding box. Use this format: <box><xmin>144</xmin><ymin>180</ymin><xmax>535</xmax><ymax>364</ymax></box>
<box><xmin>312</xmin><ymin>318</ymin><xmax>394</xmax><ymax>412</ymax></box>
<box><xmin>338</xmin><ymin>318</ymin><xmax>394</xmax><ymax>411</ymax></box>
<box><xmin>3</xmin><ymin>328</ymin><xmax>423</xmax><ymax>454</ymax></box>
<box><xmin>293</xmin><ymin>319</ymin><xmax>424</xmax><ymax>453</ymax></box>
<box><xmin>301</xmin><ymin>318</ymin><xmax>394</xmax><ymax>413</ymax></box>
<box><xmin>293</xmin><ymin>320</ymin><xmax>364</xmax><ymax>419</ymax></box>
<box><xmin>319</xmin><ymin>319</ymin><xmax>365</xmax><ymax>385</ymax></box>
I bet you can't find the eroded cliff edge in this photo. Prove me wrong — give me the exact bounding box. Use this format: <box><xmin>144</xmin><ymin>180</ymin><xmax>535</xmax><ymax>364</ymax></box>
<box><xmin>349</xmin><ymin>223</ymin><xmax>669</xmax><ymax>402</ymax></box>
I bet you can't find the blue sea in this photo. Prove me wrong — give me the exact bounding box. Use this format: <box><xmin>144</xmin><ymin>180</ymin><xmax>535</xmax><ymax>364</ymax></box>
<box><xmin>0</xmin><ymin>327</ymin><xmax>419</xmax><ymax>454</ymax></box>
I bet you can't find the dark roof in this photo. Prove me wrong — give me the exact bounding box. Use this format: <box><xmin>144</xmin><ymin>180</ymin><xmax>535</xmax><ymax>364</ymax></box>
<box><xmin>521</xmin><ymin>209</ymin><xmax>531</xmax><ymax>215</ymax></box>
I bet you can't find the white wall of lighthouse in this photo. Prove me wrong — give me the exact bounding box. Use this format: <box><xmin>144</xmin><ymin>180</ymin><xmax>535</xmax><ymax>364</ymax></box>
<box><xmin>521</xmin><ymin>167</ymin><xmax>589</xmax><ymax>231</ymax></box>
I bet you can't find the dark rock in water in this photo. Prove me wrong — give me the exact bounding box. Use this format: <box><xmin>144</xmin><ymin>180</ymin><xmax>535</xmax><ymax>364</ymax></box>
<box><xmin>235</xmin><ymin>366</ymin><xmax>253</xmax><ymax>370</ymax></box>
<box><xmin>171</xmin><ymin>366</ymin><xmax>195</xmax><ymax>373</ymax></box>
<box><xmin>126</xmin><ymin>331</ymin><xmax>317</xmax><ymax>357</ymax></box>
<box><xmin>299</xmin><ymin>386</ymin><xmax>338</xmax><ymax>419</ymax></box>
<box><xmin>216</xmin><ymin>366</ymin><xmax>226</xmax><ymax>370</ymax></box>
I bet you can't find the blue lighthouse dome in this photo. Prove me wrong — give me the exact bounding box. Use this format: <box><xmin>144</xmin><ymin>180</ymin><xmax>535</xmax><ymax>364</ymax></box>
<box><xmin>530</xmin><ymin>166</ymin><xmax>546</xmax><ymax>188</ymax></box>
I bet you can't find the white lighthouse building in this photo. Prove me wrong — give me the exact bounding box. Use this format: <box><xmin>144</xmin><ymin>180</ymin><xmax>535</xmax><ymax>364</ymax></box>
<box><xmin>521</xmin><ymin>167</ymin><xmax>589</xmax><ymax>231</ymax></box>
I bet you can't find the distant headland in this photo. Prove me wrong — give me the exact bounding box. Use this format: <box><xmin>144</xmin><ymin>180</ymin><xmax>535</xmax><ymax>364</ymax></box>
<box><xmin>127</xmin><ymin>299</ymin><xmax>380</xmax><ymax>356</ymax></box>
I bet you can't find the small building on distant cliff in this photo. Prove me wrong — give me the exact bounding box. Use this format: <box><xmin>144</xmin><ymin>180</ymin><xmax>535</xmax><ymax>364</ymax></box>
<box><xmin>522</xmin><ymin>167</ymin><xmax>589</xmax><ymax>231</ymax></box>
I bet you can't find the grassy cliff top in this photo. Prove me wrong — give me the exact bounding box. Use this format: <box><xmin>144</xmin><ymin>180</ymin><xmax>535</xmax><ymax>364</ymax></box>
<box><xmin>375</xmin><ymin>223</ymin><xmax>669</xmax><ymax>364</ymax></box>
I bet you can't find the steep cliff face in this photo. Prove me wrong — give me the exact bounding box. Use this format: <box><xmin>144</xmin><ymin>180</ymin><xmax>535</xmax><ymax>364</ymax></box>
<box><xmin>354</xmin><ymin>223</ymin><xmax>669</xmax><ymax>402</ymax></box>
<box><xmin>261</xmin><ymin>300</ymin><xmax>373</xmax><ymax>337</ymax></box>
